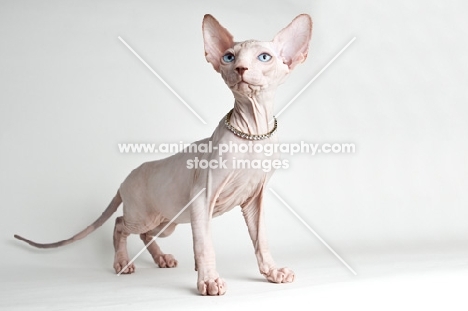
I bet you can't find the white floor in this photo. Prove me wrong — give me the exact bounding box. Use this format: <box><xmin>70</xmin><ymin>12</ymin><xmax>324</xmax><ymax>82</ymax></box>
<box><xmin>2</xmin><ymin>240</ymin><xmax>467</xmax><ymax>311</ymax></box>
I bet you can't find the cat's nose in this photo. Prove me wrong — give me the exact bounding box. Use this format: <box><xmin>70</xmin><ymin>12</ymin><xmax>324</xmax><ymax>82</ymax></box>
<box><xmin>236</xmin><ymin>67</ymin><xmax>248</xmax><ymax>75</ymax></box>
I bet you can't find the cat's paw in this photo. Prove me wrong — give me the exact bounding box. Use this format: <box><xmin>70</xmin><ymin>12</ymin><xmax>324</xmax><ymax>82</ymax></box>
<box><xmin>197</xmin><ymin>277</ymin><xmax>227</xmax><ymax>296</ymax></box>
<box><xmin>263</xmin><ymin>267</ymin><xmax>295</xmax><ymax>283</ymax></box>
<box><xmin>154</xmin><ymin>254</ymin><xmax>178</xmax><ymax>268</ymax></box>
<box><xmin>114</xmin><ymin>259</ymin><xmax>135</xmax><ymax>274</ymax></box>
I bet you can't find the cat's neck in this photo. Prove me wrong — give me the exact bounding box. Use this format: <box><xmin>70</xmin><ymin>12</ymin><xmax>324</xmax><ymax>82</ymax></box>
<box><xmin>228</xmin><ymin>91</ymin><xmax>276</xmax><ymax>136</ymax></box>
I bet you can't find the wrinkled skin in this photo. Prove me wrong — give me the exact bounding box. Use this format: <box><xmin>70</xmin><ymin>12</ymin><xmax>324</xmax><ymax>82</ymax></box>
<box><xmin>14</xmin><ymin>14</ymin><xmax>312</xmax><ymax>296</ymax></box>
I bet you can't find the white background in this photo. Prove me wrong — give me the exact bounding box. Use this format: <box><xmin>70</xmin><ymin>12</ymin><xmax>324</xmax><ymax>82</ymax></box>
<box><xmin>1</xmin><ymin>0</ymin><xmax>467</xmax><ymax>310</ymax></box>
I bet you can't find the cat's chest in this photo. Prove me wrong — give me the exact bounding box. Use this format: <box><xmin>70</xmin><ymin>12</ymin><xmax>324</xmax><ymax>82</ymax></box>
<box><xmin>212</xmin><ymin>170</ymin><xmax>268</xmax><ymax>217</ymax></box>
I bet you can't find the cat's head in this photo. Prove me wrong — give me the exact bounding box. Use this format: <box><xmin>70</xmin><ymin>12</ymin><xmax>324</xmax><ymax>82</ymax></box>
<box><xmin>202</xmin><ymin>14</ymin><xmax>312</xmax><ymax>97</ymax></box>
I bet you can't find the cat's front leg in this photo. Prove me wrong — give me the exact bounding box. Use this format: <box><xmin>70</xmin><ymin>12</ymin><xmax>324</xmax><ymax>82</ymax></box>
<box><xmin>242</xmin><ymin>188</ymin><xmax>295</xmax><ymax>283</ymax></box>
<box><xmin>190</xmin><ymin>187</ymin><xmax>226</xmax><ymax>296</ymax></box>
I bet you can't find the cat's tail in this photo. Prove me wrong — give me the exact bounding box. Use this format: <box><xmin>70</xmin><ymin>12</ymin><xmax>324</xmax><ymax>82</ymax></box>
<box><xmin>14</xmin><ymin>191</ymin><xmax>122</xmax><ymax>249</ymax></box>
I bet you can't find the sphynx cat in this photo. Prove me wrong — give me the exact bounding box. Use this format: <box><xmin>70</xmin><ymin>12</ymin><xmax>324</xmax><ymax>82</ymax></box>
<box><xmin>15</xmin><ymin>14</ymin><xmax>312</xmax><ymax>296</ymax></box>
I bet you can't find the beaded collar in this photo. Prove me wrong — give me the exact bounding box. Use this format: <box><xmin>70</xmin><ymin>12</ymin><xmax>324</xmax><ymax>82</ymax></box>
<box><xmin>224</xmin><ymin>109</ymin><xmax>277</xmax><ymax>140</ymax></box>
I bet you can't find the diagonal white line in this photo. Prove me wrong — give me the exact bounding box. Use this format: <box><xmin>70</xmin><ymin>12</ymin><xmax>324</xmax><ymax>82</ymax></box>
<box><xmin>118</xmin><ymin>36</ymin><xmax>207</xmax><ymax>125</ymax></box>
<box><xmin>117</xmin><ymin>188</ymin><xmax>206</xmax><ymax>276</ymax></box>
<box><xmin>269</xmin><ymin>188</ymin><xmax>357</xmax><ymax>276</ymax></box>
<box><xmin>271</xmin><ymin>36</ymin><xmax>356</xmax><ymax>123</ymax></box>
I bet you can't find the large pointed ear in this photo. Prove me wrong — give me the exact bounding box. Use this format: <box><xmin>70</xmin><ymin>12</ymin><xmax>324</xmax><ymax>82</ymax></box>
<box><xmin>202</xmin><ymin>14</ymin><xmax>234</xmax><ymax>72</ymax></box>
<box><xmin>273</xmin><ymin>14</ymin><xmax>312</xmax><ymax>70</ymax></box>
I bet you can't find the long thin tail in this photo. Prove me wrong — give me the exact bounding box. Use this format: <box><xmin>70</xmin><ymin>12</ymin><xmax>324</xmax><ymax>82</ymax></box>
<box><xmin>14</xmin><ymin>191</ymin><xmax>122</xmax><ymax>249</ymax></box>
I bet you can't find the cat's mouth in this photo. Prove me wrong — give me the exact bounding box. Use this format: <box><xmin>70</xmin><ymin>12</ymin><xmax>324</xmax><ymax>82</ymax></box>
<box><xmin>224</xmin><ymin>73</ymin><xmax>265</xmax><ymax>94</ymax></box>
<box><xmin>232</xmin><ymin>80</ymin><xmax>263</xmax><ymax>94</ymax></box>
<box><xmin>235</xmin><ymin>81</ymin><xmax>256</xmax><ymax>93</ymax></box>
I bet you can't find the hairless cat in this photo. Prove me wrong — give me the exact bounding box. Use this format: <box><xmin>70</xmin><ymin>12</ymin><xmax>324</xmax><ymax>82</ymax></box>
<box><xmin>15</xmin><ymin>14</ymin><xmax>312</xmax><ymax>296</ymax></box>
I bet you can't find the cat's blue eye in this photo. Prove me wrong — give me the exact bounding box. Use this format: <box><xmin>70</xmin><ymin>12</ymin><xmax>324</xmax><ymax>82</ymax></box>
<box><xmin>223</xmin><ymin>53</ymin><xmax>235</xmax><ymax>63</ymax></box>
<box><xmin>258</xmin><ymin>53</ymin><xmax>272</xmax><ymax>62</ymax></box>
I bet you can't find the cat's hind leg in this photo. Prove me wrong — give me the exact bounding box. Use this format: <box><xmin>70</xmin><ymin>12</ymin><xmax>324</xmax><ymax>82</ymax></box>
<box><xmin>140</xmin><ymin>222</ymin><xmax>178</xmax><ymax>268</ymax></box>
<box><xmin>113</xmin><ymin>216</ymin><xmax>135</xmax><ymax>274</ymax></box>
